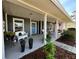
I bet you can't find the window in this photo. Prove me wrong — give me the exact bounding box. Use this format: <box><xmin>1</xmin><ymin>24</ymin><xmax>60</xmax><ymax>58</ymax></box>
<box><xmin>13</xmin><ymin>18</ymin><xmax>24</xmax><ymax>32</ymax></box>
<box><xmin>31</xmin><ymin>22</ymin><xmax>37</xmax><ymax>34</ymax></box>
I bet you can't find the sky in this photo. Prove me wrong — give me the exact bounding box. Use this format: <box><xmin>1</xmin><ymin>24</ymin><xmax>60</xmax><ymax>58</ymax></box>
<box><xmin>59</xmin><ymin>0</ymin><xmax>76</xmax><ymax>16</ymax></box>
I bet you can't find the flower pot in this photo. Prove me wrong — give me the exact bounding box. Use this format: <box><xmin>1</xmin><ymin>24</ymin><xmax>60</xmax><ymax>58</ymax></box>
<box><xmin>29</xmin><ymin>38</ymin><xmax>33</xmax><ymax>49</ymax></box>
<box><xmin>20</xmin><ymin>39</ymin><xmax>26</xmax><ymax>52</ymax></box>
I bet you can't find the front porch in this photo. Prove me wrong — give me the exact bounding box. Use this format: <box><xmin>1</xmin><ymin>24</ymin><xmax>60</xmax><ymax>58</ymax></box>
<box><xmin>3</xmin><ymin>1</ymin><xmax>66</xmax><ymax>59</ymax></box>
<box><xmin>5</xmin><ymin>34</ymin><xmax>56</xmax><ymax>59</ymax></box>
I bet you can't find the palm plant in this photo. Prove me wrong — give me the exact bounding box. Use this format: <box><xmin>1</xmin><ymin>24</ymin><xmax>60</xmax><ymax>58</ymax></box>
<box><xmin>43</xmin><ymin>32</ymin><xmax>56</xmax><ymax>59</ymax></box>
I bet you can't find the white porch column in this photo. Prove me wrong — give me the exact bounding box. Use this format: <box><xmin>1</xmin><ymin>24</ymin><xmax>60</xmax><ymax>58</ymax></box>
<box><xmin>55</xmin><ymin>20</ymin><xmax>59</xmax><ymax>39</ymax></box>
<box><xmin>44</xmin><ymin>13</ymin><xmax>47</xmax><ymax>44</ymax></box>
<box><xmin>30</xmin><ymin>18</ymin><xmax>32</xmax><ymax>36</ymax></box>
<box><xmin>2</xmin><ymin>12</ymin><xmax>5</xmax><ymax>59</ymax></box>
<box><xmin>62</xmin><ymin>22</ymin><xmax>66</xmax><ymax>30</ymax></box>
<box><xmin>61</xmin><ymin>22</ymin><xmax>65</xmax><ymax>32</ymax></box>
<box><xmin>40</xmin><ymin>20</ymin><xmax>42</xmax><ymax>34</ymax></box>
<box><xmin>5</xmin><ymin>13</ymin><xmax>8</xmax><ymax>32</ymax></box>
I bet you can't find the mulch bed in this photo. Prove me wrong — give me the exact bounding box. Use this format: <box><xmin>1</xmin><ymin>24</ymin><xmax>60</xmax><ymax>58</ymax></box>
<box><xmin>20</xmin><ymin>48</ymin><xmax>45</xmax><ymax>59</ymax></box>
<box><xmin>56</xmin><ymin>37</ymin><xmax>76</xmax><ymax>47</ymax></box>
<box><xmin>20</xmin><ymin>46</ymin><xmax>76</xmax><ymax>59</ymax></box>
<box><xmin>56</xmin><ymin>46</ymin><xmax>76</xmax><ymax>59</ymax></box>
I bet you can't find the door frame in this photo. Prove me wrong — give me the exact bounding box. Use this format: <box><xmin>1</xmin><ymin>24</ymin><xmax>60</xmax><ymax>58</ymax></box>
<box><xmin>31</xmin><ymin>22</ymin><xmax>37</xmax><ymax>34</ymax></box>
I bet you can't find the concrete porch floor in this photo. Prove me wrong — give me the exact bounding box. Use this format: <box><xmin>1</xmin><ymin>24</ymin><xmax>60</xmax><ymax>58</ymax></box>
<box><xmin>5</xmin><ymin>33</ymin><xmax>57</xmax><ymax>59</ymax></box>
<box><xmin>5</xmin><ymin>34</ymin><xmax>45</xmax><ymax>59</ymax></box>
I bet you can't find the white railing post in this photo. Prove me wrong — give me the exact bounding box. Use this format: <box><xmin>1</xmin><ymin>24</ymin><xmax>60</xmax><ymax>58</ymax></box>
<box><xmin>44</xmin><ymin>13</ymin><xmax>47</xmax><ymax>44</ymax></box>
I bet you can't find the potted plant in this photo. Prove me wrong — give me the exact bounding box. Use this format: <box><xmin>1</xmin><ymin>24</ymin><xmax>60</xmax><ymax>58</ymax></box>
<box><xmin>4</xmin><ymin>32</ymin><xmax>15</xmax><ymax>41</ymax></box>
<box><xmin>28</xmin><ymin>38</ymin><xmax>33</xmax><ymax>49</ymax></box>
<box><xmin>10</xmin><ymin>32</ymin><xmax>15</xmax><ymax>41</ymax></box>
<box><xmin>4</xmin><ymin>32</ymin><xmax>10</xmax><ymax>40</ymax></box>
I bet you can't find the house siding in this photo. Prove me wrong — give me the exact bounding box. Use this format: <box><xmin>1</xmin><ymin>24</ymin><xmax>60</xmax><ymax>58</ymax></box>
<box><xmin>7</xmin><ymin>15</ymin><xmax>13</xmax><ymax>32</ymax></box>
<box><xmin>24</xmin><ymin>18</ymin><xmax>30</xmax><ymax>36</ymax></box>
<box><xmin>39</xmin><ymin>21</ymin><xmax>41</xmax><ymax>34</ymax></box>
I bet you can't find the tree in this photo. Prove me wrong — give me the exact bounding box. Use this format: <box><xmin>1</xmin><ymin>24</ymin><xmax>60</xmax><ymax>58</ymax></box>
<box><xmin>71</xmin><ymin>11</ymin><xmax>76</xmax><ymax>21</ymax></box>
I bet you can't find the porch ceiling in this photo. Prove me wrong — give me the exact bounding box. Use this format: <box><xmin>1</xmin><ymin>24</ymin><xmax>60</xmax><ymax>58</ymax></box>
<box><xmin>3</xmin><ymin>0</ymin><xmax>72</xmax><ymax>22</ymax></box>
<box><xmin>19</xmin><ymin>0</ymin><xmax>72</xmax><ymax>22</ymax></box>
<box><xmin>3</xmin><ymin>1</ymin><xmax>44</xmax><ymax>21</ymax></box>
<box><xmin>3</xmin><ymin>1</ymin><xmax>56</xmax><ymax>22</ymax></box>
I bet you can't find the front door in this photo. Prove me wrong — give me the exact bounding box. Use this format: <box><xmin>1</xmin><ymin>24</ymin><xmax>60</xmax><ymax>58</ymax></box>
<box><xmin>31</xmin><ymin>22</ymin><xmax>37</xmax><ymax>34</ymax></box>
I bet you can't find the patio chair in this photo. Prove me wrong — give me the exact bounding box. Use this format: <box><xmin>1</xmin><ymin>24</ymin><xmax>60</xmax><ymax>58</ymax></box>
<box><xmin>15</xmin><ymin>31</ymin><xmax>28</xmax><ymax>41</ymax></box>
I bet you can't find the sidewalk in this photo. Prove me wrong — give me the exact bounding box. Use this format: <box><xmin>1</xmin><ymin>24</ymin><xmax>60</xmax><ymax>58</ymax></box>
<box><xmin>54</xmin><ymin>41</ymin><xmax>76</xmax><ymax>54</ymax></box>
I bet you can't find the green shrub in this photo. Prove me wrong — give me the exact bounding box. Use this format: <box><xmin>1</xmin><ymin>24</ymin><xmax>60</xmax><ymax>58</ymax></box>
<box><xmin>43</xmin><ymin>32</ymin><xmax>56</xmax><ymax>59</ymax></box>
<box><xmin>68</xmin><ymin>28</ymin><xmax>76</xmax><ymax>31</ymax></box>
<box><xmin>4</xmin><ymin>32</ymin><xmax>15</xmax><ymax>37</ymax></box>
<box><xmin>43</xmin><ymin>43</ymin><xmax>56</xmax><ymax>59</ymax></box>
<box><xmin>46</xmin><ymin>32</ymin><xmax>51</xmax><ymax>42</ymax></box>
<box><xmin>61</xmin><ymin>30</ymin><xmax>76</xmax><ymax>40</ymax></box>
